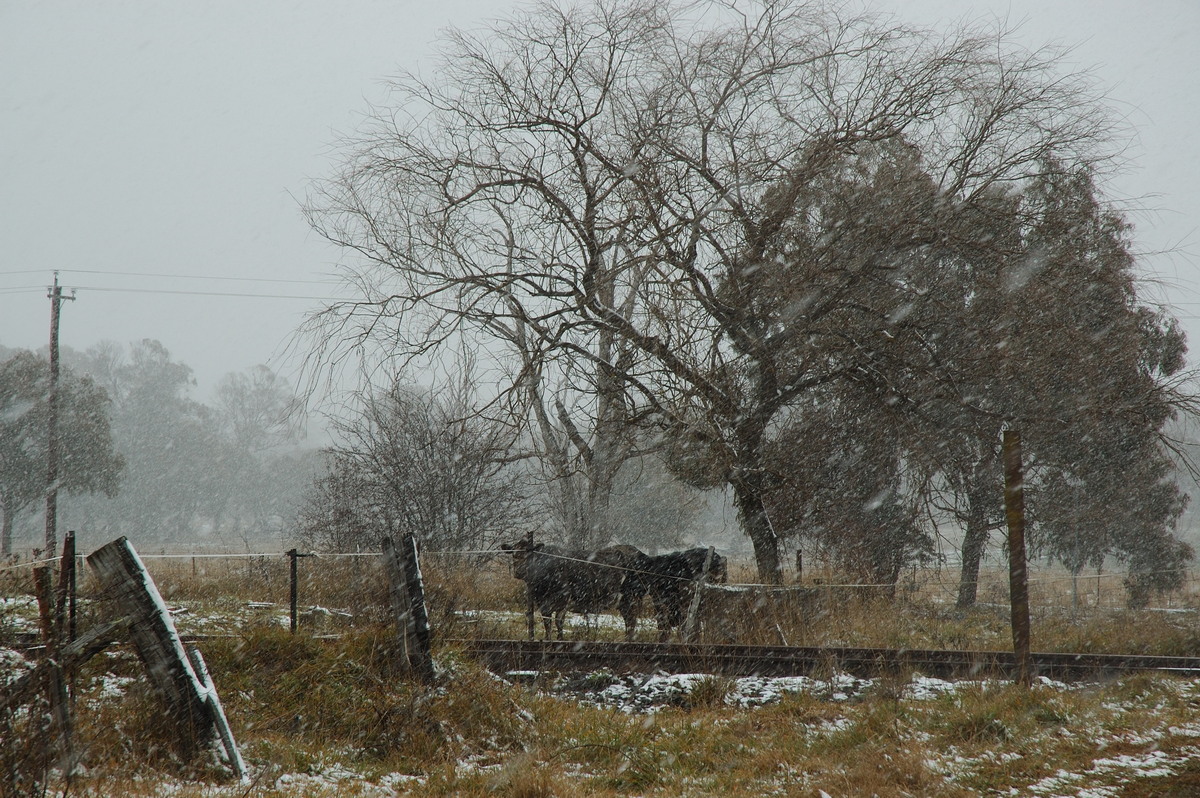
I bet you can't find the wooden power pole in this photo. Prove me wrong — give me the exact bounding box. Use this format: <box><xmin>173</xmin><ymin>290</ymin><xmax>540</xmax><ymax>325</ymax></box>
<box><xmin>45</xmin><ymin>272</ymin><xmax>75</xmax><ymax>558</ymax></box>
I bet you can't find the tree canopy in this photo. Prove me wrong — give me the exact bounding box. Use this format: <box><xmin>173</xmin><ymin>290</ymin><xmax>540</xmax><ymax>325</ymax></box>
<box><xmin>0</xmin><ymin>350</ymin><xmax>123</xmax><ymax>554</ymax></box>
<box><xmin>304</xmin><ymin>0</ymin><xmax>1187</xmax><ymax>583</ymax></box>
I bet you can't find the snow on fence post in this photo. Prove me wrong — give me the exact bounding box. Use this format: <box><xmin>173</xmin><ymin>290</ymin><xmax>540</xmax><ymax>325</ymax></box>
<box><xmin>382</xmin><ymin>533</ymin><xmax>435</xmax><ymax>682</ymax></box>
<box><xmin>86</xmin><ymin>537</ymin><xmax>244</xmax><ymax>773</ymax></box>
<box><xmin>682</xmin><ymin>546</ymin><xmax>716</xmax><ymax>645</ymax></box>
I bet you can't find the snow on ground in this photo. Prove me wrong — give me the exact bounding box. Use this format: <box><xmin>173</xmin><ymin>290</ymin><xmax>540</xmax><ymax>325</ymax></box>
<box><xmin>0</xmin><ymin>595</ymin><xmax>39</xmax><ymax>634</ymax></box>
<box><xmin>0</xmin><ymin>644</ymin><xmax>33</xmax><ymax>685</ymax></box>
<box><xmin>456</xmin><ymin>608</ymin><xmax>628</xmax><ymax>632</ymax></box>
<box><xmin>549</xmin><ymin>667</ymin><xmax>1004</xmax><ymax>713</ymax></box>
<box><xmin>6</xmin><ymin>597</ymin><xmax>1200</xmax><ymax>795</ymax></box>
<box><xmin>5</xmin><ymin>643</ymin><xmax>1200</xmax><ymax>796</ymax></box>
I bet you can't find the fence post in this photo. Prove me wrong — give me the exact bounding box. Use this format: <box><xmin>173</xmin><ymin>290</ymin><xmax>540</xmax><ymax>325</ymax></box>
<box><xmin>64</xmin><ymin>532</ymin><xmax>77</xmax><ymax>645</ymax></box>
<box><xmin>382</xmin><ymin>534</ymin><xmax>435</xmax><ymax>682</ymax></box>
<box><xmin>524</xmin><ymin>530</ymin><xmax>535</xmax><ymax>640</ymax></box>
<box><xmin>86</xmin><ymin>537</ymin><xmax>242</xmax><ymax>770</ymax></box>
<box><xmin>682</xmin><ymin>546</ymin><xmax>715</xmax><ymax>645</ymax></box>
<box><xmin>33</xmin><ymin>564</ymin><xmax>72</xmax><ymax>771</ymax></box>
<box><xmin>285</xmin><ymin>549</ymin><xmax>313</xmax><ymax>634</ymax></box>
<box><xmin>1003</xmin><ymin>429</ymin><xmax>1032</xmax><ymax>687</ymax></box>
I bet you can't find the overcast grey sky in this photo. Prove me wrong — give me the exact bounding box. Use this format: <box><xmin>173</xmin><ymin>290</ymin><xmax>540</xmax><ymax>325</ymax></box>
<box><xmin>2</xmin><ymin>0</ymin><xmax>1197</xmax><ymax>400</ymax></box>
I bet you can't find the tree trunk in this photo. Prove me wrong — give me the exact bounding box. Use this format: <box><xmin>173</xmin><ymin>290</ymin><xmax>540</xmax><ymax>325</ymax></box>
<box><xmin>733</xmin><ymin>477</ymin><xmax>782</xmax><ymax>583</ymax></box>
<box><xmin>956</xmin><ymin>495</ymin><xmax>989</xmax><ymax>608</ymax></box>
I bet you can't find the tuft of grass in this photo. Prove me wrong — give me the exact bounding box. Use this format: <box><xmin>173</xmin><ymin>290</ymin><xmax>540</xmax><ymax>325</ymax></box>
<box><xmin>684</xmin><ymin>675</ymin><xmax>734</xmax><ymax>710</ymax></box>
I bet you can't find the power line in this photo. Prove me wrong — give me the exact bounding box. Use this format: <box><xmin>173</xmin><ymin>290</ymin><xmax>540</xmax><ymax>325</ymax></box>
<box><xmin>67</xmin><ymin>285</ymin><xmax>344</xmax><ymax>301</ymax></box>
<box><xmin>60</xmin><ymin>268</ymin><xmax>340</xmax><ymax>285</ymax></box>
<box><xmin>0</xmin><ymin>267</ymin><xmax>339</xmax><ymax>285</ymax></box>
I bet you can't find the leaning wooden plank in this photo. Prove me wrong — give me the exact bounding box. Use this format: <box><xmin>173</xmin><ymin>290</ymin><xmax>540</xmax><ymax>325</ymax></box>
<box><xmin>381</xmin><ymin>535</ymin><xmax>412</xmax><ymax>658</ymax></box>
<box><xmin>86</xmin><ymin>538</ymin><xmax>217</xmax><ymax>755</ymax></box>
<box><xmin>400</xmin><ymin>533</ymin><xmax>435</xmax><ymax>682</ymax></box>
<box><xmin>382</xmin><ymin>534</ymin><xmax>435</xmax><ymax>682</ymax></box>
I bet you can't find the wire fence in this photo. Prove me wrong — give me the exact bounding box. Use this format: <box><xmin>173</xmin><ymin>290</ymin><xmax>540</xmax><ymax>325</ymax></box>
<box><xmin>4</xmin><ymin>545</ymin><xmax>1198</xmax><ymax>615</ymax></box>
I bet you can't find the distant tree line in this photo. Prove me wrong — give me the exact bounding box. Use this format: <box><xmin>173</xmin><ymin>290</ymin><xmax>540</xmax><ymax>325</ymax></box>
<box><xmin>0</xmin><ymin>339</ymin><xmax>315</xmax><ymax>554</ymax></box>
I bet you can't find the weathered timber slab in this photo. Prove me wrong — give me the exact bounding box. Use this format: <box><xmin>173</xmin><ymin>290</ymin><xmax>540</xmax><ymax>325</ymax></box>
<box><xmin>86</xmin><ymin>538</ymin><xmax>217</xmax><ymax>752</ymax></box>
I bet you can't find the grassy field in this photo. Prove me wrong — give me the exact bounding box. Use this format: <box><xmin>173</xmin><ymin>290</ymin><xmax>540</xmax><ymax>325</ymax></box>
<box><xmin>5</xmin><ymin>554</ymin><xmax>1200</xmax><ymax>796</ymax></box>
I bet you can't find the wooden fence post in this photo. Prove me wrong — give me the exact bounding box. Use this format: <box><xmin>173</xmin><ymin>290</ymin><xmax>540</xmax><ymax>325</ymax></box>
<box><xmin>1003</xmin><ymin>429</ymin><xmax>1032</xmax><ymax>687</ymax></box>
<box><xmin>382</xmin><ymin>534</ymin><xmax>435</xmax><ymax>682</ymax></box>
<box><xmin>86</xmin><ymin>537</ymin><xmax>244</xmax><ymax>773</ymax></box>
<box><xmin>285</xmin><ymin>548</ymin><xmax>314</xmax><ymax>634</ymax></box>
<box><xmin>524</xmin><ymin>530</ymin><xmax>535</xmax><ymax>641</ymax></box>
<box><xmin>682</xmin><ymin>547</ymin><xmax>715</xmax><ymax>645</ymax></box>
<box><xmin>64</xmin><ymin>532</ymin><xmax>77</xmax><ymax>645</ymax></box>
<box><xmin>33</xmin><ymin>564</ymin><xmax>72</xmax><ymax>771</ymax></box>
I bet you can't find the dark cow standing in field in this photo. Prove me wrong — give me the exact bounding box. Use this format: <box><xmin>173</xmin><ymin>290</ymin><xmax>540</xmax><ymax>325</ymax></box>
<box><xmin>501</xmin><ymin>539</ymin><xmax>644</xmax><ymax>640</ymax></box>
<box><xmin>627</xmin><ymin>547</ymin><xmax>728</xmax><ymax>642</ymax></box>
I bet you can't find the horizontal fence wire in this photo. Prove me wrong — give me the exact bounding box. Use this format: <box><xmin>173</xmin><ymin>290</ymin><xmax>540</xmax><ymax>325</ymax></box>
<box><xmin>5</xmin><ymin>547</ymin><xmax>1200</xmax><ymax>611</ymax></box>
<box><xmin>3</xmin><ymin>547</ymin><xmax>1197</xmax><ymax>588</ymax></box>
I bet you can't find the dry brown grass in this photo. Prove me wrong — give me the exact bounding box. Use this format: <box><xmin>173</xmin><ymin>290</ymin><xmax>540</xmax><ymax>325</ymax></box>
<box><xmin>7</xmin><ymin>556</ymin><xmax>1200</xmax><ymax>795</ymax></box>
<box><xmin>9</xmin><ymin>625</ymin><xmax>1200</xmax><ymax>796</ymax></box>
<box><xmin>14</xmin><ymin>552</ymin><xmax>1200</xmax><ymax>656</ymax></box>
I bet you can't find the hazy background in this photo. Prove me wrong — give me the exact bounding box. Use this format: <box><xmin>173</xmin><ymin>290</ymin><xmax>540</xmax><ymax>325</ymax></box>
<box><xmin>2</xmin><ymin>0</ymin><xmax>1197</xmax><ymax>402</ymax></box>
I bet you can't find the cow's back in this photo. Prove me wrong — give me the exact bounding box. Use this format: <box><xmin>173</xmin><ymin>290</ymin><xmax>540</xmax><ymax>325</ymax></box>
<box><xmin>525</xmin><ymin>545</ymin><xmax>579</xmax><ymax>609</ymax></box>
<box><xmin>641</xmin><ymin>547</ymin><xmax>726</xmax><ymax>632</ymax></box>
<box><xmin>568</xmin><ymin>544</ymin><xmax>641</xmax><ymax>613</ymax></box>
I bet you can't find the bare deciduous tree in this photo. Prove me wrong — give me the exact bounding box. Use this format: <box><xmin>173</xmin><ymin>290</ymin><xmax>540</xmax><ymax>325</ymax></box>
<box><xmin>307</xmin><ymin>376</ymin><xmax>532</xmax><ymax>552</ymax></box>
<box><xmin>303</xmin><ymin>0</ymin><xmax>1115</xmax><ymax>580</ymax></box>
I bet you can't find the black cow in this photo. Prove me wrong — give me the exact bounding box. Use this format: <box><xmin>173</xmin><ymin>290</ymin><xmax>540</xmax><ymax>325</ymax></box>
<box><xmin>501</xmin><ymin>539</ymin><xmax>644</xmax><ymax>640</ymax></box>
<box><xmin>627</xmin><ymin>547</ymin><xmax>728</xmax><ymax>642</ymax></box>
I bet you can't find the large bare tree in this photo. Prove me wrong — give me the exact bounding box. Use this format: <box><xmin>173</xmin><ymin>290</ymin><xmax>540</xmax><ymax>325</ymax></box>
<box><xmin>303</xmin><ymin>0</ymin><xmax>1114</xmax><ymax>580</ymax></box>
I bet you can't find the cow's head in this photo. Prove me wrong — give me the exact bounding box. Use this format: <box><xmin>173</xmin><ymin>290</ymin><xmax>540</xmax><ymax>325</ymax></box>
<box><xmin>709</xmin><ymin>552</ymin><xmax>729</xmax><ymax>584</ymax></box>
<box><xmin>501</xmin><ymin>537</ymin><xmax>542</xmax><ymax>580</ymax></box>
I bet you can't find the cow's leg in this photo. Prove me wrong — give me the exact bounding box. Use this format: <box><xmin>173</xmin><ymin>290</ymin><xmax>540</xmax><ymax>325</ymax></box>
<box><xmin>620</xmin><ymin>577</ymin><xmax>645</xmax><ymax>642</ymax></box>
<box><xmin>619</xmin><ymin>593</ymin><xmax>638</xmax><ymax>641</ymax></box>
<box><xmin>555</xmin><ymin>610</ymin><xmax>566</xmax><ymax>640</ymax></box>
<box><xmin>654</xmin><ymin>599</ymin><xmax>671</xmax><ymax>643</ymax></box>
